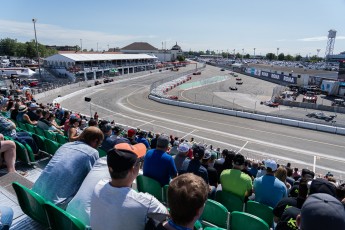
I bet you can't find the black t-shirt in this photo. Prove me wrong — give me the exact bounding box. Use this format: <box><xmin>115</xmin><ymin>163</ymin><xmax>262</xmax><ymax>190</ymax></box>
<box><xmin>202</xmin><ymin>164</ymin><xmax>218</xmax><ymax>187</ymax></box>
<box><xmin>180</xmin><ymin>159</ymin><xmax>209</xmax><ymax>184</ymax></box>
<box><xmin>273</xmin><ymin>197</ymin><xmax>305</xmax><ymax>219</ymax></box>
<box><xmin>275</xmin><ymin>207</ymin><xmax>300</xmax><ymax>230</ymax></box>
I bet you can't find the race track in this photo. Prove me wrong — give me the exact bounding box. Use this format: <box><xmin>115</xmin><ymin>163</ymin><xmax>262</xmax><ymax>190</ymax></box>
<box><xmin>38</xmin><ymin>65</ymin><xmax>345</xmax><ymax>179</ymax></box>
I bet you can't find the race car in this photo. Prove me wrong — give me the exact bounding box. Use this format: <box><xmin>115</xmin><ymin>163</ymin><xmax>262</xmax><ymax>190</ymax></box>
<box><xmin>302</xmin><ymin>91</ymin><xmax>317</xmax><ymax>103</ymax></box>
<box><xmin>262</xmin><ymin>100</ymin><xmax>279</xmax><ymax>107</ymax></box>
<box><xmin>229</xmin><ymin>86</ymin><xmax>238</xmax><ymax>91</ymax></box>
<box><xmin>103</xmin><ymin>78</ymin><xmax>114</xmax><ymax>83</ymax></box>
<box><xmin>169</xmin><ymin>95</ymin><xmax>178</xmax><ymax>100</ymax></box>
<box><xmin>220</xmin><ymin>69</ymin><xmax>225</xmax><ymax>71</ymax></box>
<box><xmin>236</xmin><ymin>78</ymin><xmax>242</xmax><ymax>81</ymax></box>
<box><xmin>306</xmin><ymin>112</ymin><xmax>336</xmax><ymax>122</ymax></box>
<box><xmin>236</xmin><ymin>81</ymin><xmax>243</xmax><ymax>85</ymax></box>
<box><xmin>193</xmin><ymin>71</ymin><xmax>201</xmax><ymax>75</ymax></box>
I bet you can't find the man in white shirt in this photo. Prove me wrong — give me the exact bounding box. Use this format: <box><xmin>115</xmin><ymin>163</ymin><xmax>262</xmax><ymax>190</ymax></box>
<box><xmin>90</xmin><ymin>143</ymin><xmax>168</xmax><ymax>230</ymax></box>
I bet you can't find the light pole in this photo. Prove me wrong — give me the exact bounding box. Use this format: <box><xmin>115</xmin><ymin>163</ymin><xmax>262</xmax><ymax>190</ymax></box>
<box><xmin>32</xmin><ymin>18</ymin><xmax>42</xmax><ymax>79</ymax></box>
<box><xmin>254</xmin><ymin>48</ymin><xmax>256</xmax><ymax>57</ymax></box>
<box><xmin>317</xmin><ymin>49</ymin><xmax>321</xmax><ymax>57</ymax></box>
<box><xmin>276</xmin><ymin>48</ymin><xmax>279</xmax><ymax>60</ymax></box>
<box><xmin>80</xmin><ymin>39</ymin><xmax>83</xmax><ymax>52</ymax></box>
<box><xmin>233</xmin><ymin>49</ymin><xmax>235</xmax><ymax>59</ymax></box>
<box><xmin>242</xmin><ymin>49</ymin><xmax>244</xmax><ymax>61</ymax></box>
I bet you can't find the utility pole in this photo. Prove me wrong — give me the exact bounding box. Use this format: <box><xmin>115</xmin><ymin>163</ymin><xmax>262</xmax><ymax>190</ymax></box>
<box><xmin>80</xmin><ymin>39</ymin><xmax>83</xmax><ymax>52</ymax></box>
<box><xmin>32</xmin><ymin>18</ymin><xmax>42</xmax><ymax>79</ymax></box>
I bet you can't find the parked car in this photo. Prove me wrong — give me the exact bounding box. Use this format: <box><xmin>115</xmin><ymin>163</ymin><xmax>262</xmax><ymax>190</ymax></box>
<box><xmin>193</xmin><ymin>72</ymin><xmax>201</xmax><ymax>75</ymax></box>
<box><xmin>306</xmin><ymin>112</ymin><xmax>336</xmax><ymax>122</ymax></box>
<box><xmin>262</xmin><ymin>100</ymin><xmax>279</xmax><ymax>107</ymax></box>
<box><xmin>332</xmin><ymin>99</ymin><xmax>345</xmax><ymax>107</ymax></box>
<box><xmin>220</xmin><ymin>68</ymin><xmax>225</xmax><ymax>71</ymax></box>
<box><xmin>95</xmin><ymin>80</ymin><xmax>102</xmax><ymax>86</ymax></box>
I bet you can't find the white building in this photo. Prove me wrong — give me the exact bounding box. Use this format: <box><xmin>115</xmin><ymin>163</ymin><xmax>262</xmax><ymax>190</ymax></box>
<box><xmin>120</xmin><ymin>42</ymin><xmax>183</xmax><ymax>62</ymax></box>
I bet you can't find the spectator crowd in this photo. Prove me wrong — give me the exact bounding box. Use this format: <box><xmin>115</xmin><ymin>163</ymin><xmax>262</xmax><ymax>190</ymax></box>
<box><xmin>1</xmin><ymin>92</ymin><xmax>345</xmax><ymax>230</ymax></box>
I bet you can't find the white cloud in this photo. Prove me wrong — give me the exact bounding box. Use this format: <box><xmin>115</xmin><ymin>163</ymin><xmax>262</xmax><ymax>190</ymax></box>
<box><xmin>298</xmin><ymin>36</ymin><xmax>345</xmax><ymax>42</ymax></box>
<box><xmin>0</xmin><ymin>19</ymin><xmax>156</xmax><ymax>49</ymax></box>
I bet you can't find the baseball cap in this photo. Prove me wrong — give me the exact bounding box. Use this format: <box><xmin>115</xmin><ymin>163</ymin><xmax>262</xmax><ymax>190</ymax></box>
<box><xmin>107</xmin><ymin>143</ymin><xmax>146</xmax><ymax>173</ymax></box>
<box><xmin>309</xmin><ymin>178</ymin><xmax>337</xmax><ymax>197</ymax></box>
<box><xmin>203</xmin><ymin>150</ymin><xmax>212</xmax><ymax>160</ymax></box>
<box><xmin>192</xmin><ymin>144</ymin><xmax>205</xmax><ymax>159</ymax></box>
<box><xmin>233</xmin><ymin>153</ymin><xmax>245</xmax><ymax>166</ymax></box>
<box><xmin>300</xmin><ymin>193</ymin><xmax>345</xmax><ymax>230</ymax></box>
<box><xmin>127</xmin><ymin>129</ymin><xmax>136</xmax><ymax>138</ymax></box>
<box><xmin>178</xmin><ymin>143</ymin><xmax>189</xmax><ymax>153</ymax></box>
<box><xmin>29</xmin><ymin>103</ymin><xmax>39</xmax><ymax>108</ymax></box>
<box><xmin>264</xmin><ymin>159</ymin><xmax>277</xmax><ymax>171</ymax></box>
<box><xmin>101</xmin><ymin>123</ymin><xmax>112</xmax><ymax>133</ymax></box>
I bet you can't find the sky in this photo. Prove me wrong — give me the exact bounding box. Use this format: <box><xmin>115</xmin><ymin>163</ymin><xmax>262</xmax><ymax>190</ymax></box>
<box><xmin>1</xmin><ymin>0</ymin><xmax>345</xmax><ymax>56</ymax></box>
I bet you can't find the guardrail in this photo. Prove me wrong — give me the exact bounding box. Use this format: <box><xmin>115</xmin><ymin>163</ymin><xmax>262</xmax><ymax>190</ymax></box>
<box><xmin>148</xmin><ymin>94</ymin><xmax>345</xmax><ymax>135</ymax></box>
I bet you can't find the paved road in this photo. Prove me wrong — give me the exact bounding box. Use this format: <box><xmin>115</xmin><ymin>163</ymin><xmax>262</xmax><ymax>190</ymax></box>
<box><xmin>38</xmin><ymin>65</ymin><xmax>345</xmax><ymax>180</ymax></box>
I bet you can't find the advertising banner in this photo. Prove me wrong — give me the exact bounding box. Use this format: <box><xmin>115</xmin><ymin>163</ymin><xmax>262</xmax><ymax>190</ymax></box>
<box><xmin>260</xmin><ymin>71</ymin><xmax>297</xmax><ymax>84</ymax></box>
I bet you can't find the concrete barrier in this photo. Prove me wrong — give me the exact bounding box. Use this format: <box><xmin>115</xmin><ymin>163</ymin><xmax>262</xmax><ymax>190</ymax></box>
<box><xmin>222</xmin><ymin>110</ymin><xmax>237</xmax><ymax>116</ymax></box>
<box><xmin>298</xmin><ymin>122</ymin><xmax>317</xmax><ymax>130</ymax></box>
<box><xmin>251</xmin><ymin>114</ymin><xmax>267</xmax><ymax>121</ymax></box>
<box><xmin>236</xmin><ymin>111</ymin><xmax>252</xmax><ymax>119</ymax></box>
<box><xmin>281</xmin><ymin>119</ymin><xmax>300</xmax><ymax>127</ymax></box>
<box><xmin>336</xmin><ymin>127</ymin><xmax>345</xmax><ymax>135</ymax></box>
<box><xmin>316</xmin><ymin>124</ymin><xmax>337</xmax><ymax>134</ymax></box>
<box><xmin>208</xmin><ymin>107</ymin><xmax>224</xmax><ymax>114</ymax></box>
<box><xmin>266</xmin><ymin>116</ymin><xmax>282</xmax><ymax>124</ymax></box>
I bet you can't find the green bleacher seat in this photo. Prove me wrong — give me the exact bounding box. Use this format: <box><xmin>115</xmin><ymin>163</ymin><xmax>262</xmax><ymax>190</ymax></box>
<box><xmin>56</xmin><ymin>133</ymin><xmax>68</xmax><ymax>145</ymax></box>
<box><xmin>136</xmin><ymin>175</ymin><xmax>164</xmax><ymax>202</ymax></box>
<box><xmin>25</xmin><ymin>123</ymin><xmax>36</xmax><ymax>134</ymax></box>
<box><xmin>245</xmin><ymin>200</ymin><xmax>274</xmax><ymax>227</ymax></box>
<box><xmin>201</xmin><ymin>199</ymin><xmax>230</xmax><ymax>229</ymax></box>
<box><xmin>32</xmin><ymin>133</ymin><xmax>47</xmax><ymax>152</ymax></box>
<box><xmin>44</xmin><ymin>130</ymin><xmax>57</xmax><ymax>141</ymax></box>
<box><xmin>12</xmin><ymin>182</ymin><xmax>50</xmax><ymax>227</ymax></box>
<box><xmin>44</xmin><ymin>138</ymin><xmax>61</xmax><ymax>155</ymax></box>
<box><xmin>45</xmin><ymin>202</ymin><xmax>86</xmax><ymax>230</ymax></box>
<box><xmin>17</xmin><ymin>121</ymin><xmax>27</xmax><ymax>130</ymax></box>
<box><xmin>14</xmin><ymin>140</ymin><xmax>34</xmax><ymax>165</ymax></box>
<box><xmin>98</xmin><ymin>148</ymin><xmax>107</xmax><ymax>158</ymax></box>
<box><xmin>230</xmin><ymin>211</ymin><xmax>269</xmax><ymax>230</ymax></box>
<box><xmin>215</xmin><ymin>190</ymin><xmax>244</xmax><ymax>213</ymax></box>
<box><xmin>34</xmin><ymin>126</ymin><xmax>46</xmax><ymax>137</ymax></box>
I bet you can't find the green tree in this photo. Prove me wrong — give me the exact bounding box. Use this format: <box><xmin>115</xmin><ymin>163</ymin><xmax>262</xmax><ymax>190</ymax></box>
<box><xmin>176</xmin><ymin>55</ymin><xmax>185</xmax><ymax>61</ymax></box>
<box><xmin>285</xmin><ymin>54</ymin><xmax>294</xmax><ymax>61</ymax></box>
<box><xmin>266</xmin><ymin>53</ymin><xmax>276</xmax><ymax>61</ymax></box>
<box><xmin>0</xmin><ymin>38</ymin><xmax>18</xmax><ymax>56</ymax></box>
<box><xmin>244</xmin><ymin>54</ymin><xmax>250</xmax><ymax>59</ymax></box>
<box><xmin>26</xmin><ymin>40</ymin><xmax>37</xmax><ymax>59</ymax></box>
<box><xmin>278</xmin><ymin>53</ymin><xmax>285</xmax><ymax>61</ymax></box>
<box><xmin>295</xmin><ymin>54</ymin><xmax>302</xmax><ymax>61</ymax></box>
<box><xmin>235</xmin><ymin>53</ymin><xmax>242</xmax><ymax>59</ymax></box>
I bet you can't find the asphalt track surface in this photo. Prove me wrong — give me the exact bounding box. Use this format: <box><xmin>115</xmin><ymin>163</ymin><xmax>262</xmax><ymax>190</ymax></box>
<box><xmin>38</xmin><ymin>65</ymin><xmax>345</xmax><ymax>180</ymax></box>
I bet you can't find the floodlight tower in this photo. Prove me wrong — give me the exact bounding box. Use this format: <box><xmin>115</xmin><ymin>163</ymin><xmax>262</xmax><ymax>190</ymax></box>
<box><xmin>325</xmin><ymin>29</ymin><xmax>337</xmax><ymax>60</ymax></box>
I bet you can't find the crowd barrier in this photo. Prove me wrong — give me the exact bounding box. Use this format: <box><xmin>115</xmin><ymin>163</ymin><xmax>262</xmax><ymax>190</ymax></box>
<box><xmin>148</xmin><ymin>94</ymin><xmax>345</xmax><ymax>135</ymax></box>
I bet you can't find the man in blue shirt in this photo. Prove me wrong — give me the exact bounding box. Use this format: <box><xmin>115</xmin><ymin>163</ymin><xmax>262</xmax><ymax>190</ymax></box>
<box><xmin>143</xmin><ymin>134</ymin><xmax>177</xmax><ymax>186</ymax></box>
<box><xmin>254</xmin><ymin>159</ymin><xmax>288</xmax><ymax>208</ymax></box>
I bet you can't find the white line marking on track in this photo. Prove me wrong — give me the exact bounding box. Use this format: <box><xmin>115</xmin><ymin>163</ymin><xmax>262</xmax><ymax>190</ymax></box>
<box><xmin>237</xmin><ymin>141</ymin><xmax>249</xmax><ymax>153</ymax></box>
<box><xmin>137</xmin><ymin>120</ymin><xmax>155</xmax><ymax>128</ymax></box>
<box><xmin>182</xmin><ymin>129</ymin><xmax>198</xmax><ymax>139</ymax></box>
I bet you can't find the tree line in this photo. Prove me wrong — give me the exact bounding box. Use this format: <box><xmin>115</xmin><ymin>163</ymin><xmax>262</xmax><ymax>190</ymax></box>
<box><xmin>185</xmin><ymin>50</ymin><xmax>324</xmax><ymax>62</ymax></box>
<box><xmin>0</xmin><ymin>38</ymin><xmax>57</xmax><ymax>59</ymax></box>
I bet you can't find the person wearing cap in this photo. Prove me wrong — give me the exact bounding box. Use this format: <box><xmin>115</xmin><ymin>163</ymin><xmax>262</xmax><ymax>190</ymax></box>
<box><xmin>169</xmin><ymin>140</ymin><xmax>180</xmax><ymax>156</ymax></box>
<box><xmin>127</xmin><ymin>128</ymin><xmax>137</xmax><ymax>145</ymax></box>
<box><xmin>273</xmin><ymin>178</ymin><xmax>309</xmax><ymax>224</ymax></box>
<box><xmin>253</xmin><ymin>159</ymin><xmax>287</xmax><ymax>208</ymax></box>
<box><xmin>66</xmin><ymin>157</ymin><xmax>110</xmax><ymax>227</ymax></box>
<box><xmin>136</xmin><ymin>131</ymin><xmax>150</xmax><ymax>150</ymax></box>
<box><xmin>296</xmin><ymin>193</ymin><xmax>345</xmax><ymax>230</ymax></box>
<box><xmin>308</xmin><ymin>177</ymin><xmax>337</xmax><ymax>197</ymax></box>
<box><xmin>220</xmin><ymin>153</ymin><xmax>253</xmax><ymax>200</ymax></box>
<box><xmin>158</xmin><ymin>173</ymin><xmax>209</xmax><ymax>230</ymax></box>
<box><xmin>90</xmin><ymin>143</ymin><xmax>168</xmax><ymax>230</ymax></box>
<box><xmin>16</xmin><ymin>104</ymin><xmax>37</xmax><ymax>125</ymax></box>
<box><xmin>179</xmin><ymin>144</ymin><xmax>209</xmax><ymax>184</ymax></box>
<box><xmin>0</xmin><ymin>206</ymin><xmax>14</xmax><ymax>230</ymax></box>
<box><xmin>173</xmin><ymin>142</ymin><xmax>190</xmax><ymax>172</ymax></box>
<box><xmin>32</xmin><ymin>127</ymin><xmax>104</xmax><ymax>207</ymax></box>
<box><xmin>201</xmin><ymin>150</ymin><xmax>218</xmax><ymax>188</ymax></box>
<box><xmin>99</xmin><ymin>122</ymin><xmax>129</xmax><ymax>152</ymax></box>
<box><xmin>143</xmin><ymin>134</ymin><xmax>177</xmax><ymax>186</ymax></box>
<box><xmin>27</xmin><ymin>102</ymin><xmax>40</xmax><ymax>122</ymax></box>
